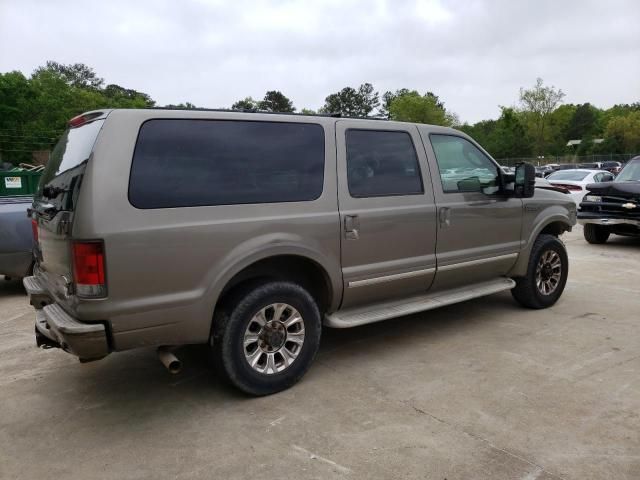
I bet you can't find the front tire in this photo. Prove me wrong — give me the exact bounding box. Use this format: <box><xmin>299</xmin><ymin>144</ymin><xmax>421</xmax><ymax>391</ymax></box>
<box><xmin>511</xmin><ymin>234</ymin><xmax>569</xmax><ymax>309</ymax></box>
<box><xmin>211</xmin><ymin>281</ymin><xmax>322</xmax><ymax>396</ymax></box>
<box><xmin>583</xmin><ymin>224</ymin><xmax>610</xmax><ymax>244</ymax></box>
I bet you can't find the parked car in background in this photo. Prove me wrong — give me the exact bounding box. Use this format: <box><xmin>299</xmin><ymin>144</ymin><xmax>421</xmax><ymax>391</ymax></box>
<box><xmin>546</xmin><ymin>169</ymin><xmax>614</xmax><ymax>206</ymax></box>
<box><xmin>579</xmin><ymin>156</ymin><xmax>640</xmax><ymax>243</ymax></box>
<box><xmin>601</xmin><ymin>161</ymin><xmax>623</xmax><ymax>175</ymax></box>
<box><xmin>0</xmin><ymin>196</ymin><xmax>34</xmax><ymax>279</ymax></box>
<box><xmin>23</xmin><ymin>109</ymin><xmax>576</xmax><ymax>396</ymax></box>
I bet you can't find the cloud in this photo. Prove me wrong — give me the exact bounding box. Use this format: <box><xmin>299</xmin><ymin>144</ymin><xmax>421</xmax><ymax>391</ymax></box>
<box><xmin>1</xmin><ymin>0</ymin><xmax>638</xmax><ymax>122</ymax></box>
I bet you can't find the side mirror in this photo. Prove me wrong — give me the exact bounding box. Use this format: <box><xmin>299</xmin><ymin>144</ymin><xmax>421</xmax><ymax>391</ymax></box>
<box><xmin>515</xmin><ymin>162</ymin><xmax>536</xmax><ymax>198</ymax></box>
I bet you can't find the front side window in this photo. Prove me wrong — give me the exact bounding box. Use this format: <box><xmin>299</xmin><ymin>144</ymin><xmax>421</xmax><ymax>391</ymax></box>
<box><xmin>346</xmin><ymin>129</ymin><xmax>423</xmax><ymax>198</ymax></box>
<box><xmin>129</xmin><ymin>119</ymin><xmax>325</xmax><ymax>208</ymax></box>
<box><xmin>430</xmin><ymin>134</ymin><xmax>500</xmax><ymax>193</ymax></box>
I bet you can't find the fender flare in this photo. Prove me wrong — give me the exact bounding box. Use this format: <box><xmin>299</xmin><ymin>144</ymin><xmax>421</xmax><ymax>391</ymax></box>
<box><xmin>509</xmin><ymin>211</ymin><xmax>573</xmax><ymax>277</ymax></box>
<box><xmin>201</xmin><ymin>234</ymin><xmax>342</xmax><ymax>320</ymax></box>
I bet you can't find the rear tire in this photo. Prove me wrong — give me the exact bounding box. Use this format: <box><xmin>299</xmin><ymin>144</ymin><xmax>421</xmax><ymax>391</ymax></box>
<box><xmin>511</xmin><ymin>234</ymin><xmax>568</xmax><ymax>309</ymax></box>
<box><xmin>583</xmin><ymin>224</ymin><xmax>610</xmax><ymax>244</ymax></box>
<box><xmin>211</xmin><ymin>281</ymin><xmax>322</xmax><ymax>396</ymax></box>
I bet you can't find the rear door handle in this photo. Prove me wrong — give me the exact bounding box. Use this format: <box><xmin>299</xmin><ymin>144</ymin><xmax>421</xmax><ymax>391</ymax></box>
<box><xmin>439</xmin><ymin>207</ymin><xmax>451</xmax><ymax>227</ymax></box>
<box><xmin>344</xmin><ymin>215</ymin><xmax>360</xmax><ymax>240</ymax></box>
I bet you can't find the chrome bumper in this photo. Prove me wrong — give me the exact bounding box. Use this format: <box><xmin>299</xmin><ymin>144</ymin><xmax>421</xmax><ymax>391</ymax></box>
<box><xmin>23</xmin><ymin>276</ymin><xmax>109</xmax><ymax>361</ymax></box>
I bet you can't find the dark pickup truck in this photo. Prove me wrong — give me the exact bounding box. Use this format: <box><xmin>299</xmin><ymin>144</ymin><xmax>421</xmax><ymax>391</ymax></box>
<box><xmin>579</xmin><ymin>156</ymin><xmax>640</xmax><ymax>243</ymax></box>
<box><xmin>0</xmin><ymin>196</ymin><xmax>34</xmax><ymax>278</ymax></box>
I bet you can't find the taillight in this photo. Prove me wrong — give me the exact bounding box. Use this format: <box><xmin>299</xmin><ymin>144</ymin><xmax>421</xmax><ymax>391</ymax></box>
<box><xmin>31</xmin><ymin>218</ymin><xmax>39</xmax><ymax>243</ymax></box>
<box><xmin>72</xmin><ymin>241</ymin><xmax>107</xmax><ymax>298</ymax></box>
<box><xmin>554</xmin><ymin>183</ymin><xmax>582</xmax><ymax>192</ymax></box>
<box><xmin>68</xmin><ymin>111</ymin><xmax>102</xmax><ymax>128</ymax></box>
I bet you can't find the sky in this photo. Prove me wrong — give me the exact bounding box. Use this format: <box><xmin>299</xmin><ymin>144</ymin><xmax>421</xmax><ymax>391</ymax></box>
<box><xmin>1</xmin><ymin>0</ymin><xmax>639</xmax><ymax>123</ymax></box>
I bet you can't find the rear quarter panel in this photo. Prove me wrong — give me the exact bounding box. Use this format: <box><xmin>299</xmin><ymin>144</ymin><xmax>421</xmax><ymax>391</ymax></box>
<box><xmin>72</xmin><ymin>110</ymin><xmax>341</xmax><ymax>350</ymax></box>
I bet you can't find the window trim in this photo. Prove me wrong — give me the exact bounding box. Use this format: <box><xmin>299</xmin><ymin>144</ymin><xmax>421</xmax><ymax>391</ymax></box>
<box><xmin>345</xmin><ymin>128</ymin><xmax>425</xmax><ymax>199</ymax></box>
<box><xmin>428</xmin><ymin>133</ymin><xmax>503</xmax><ymax>195</ymax></box>
<box><xmin>127</xmin><ymin>118</ymin><xmax>326</xmax><ymax>210</ymax></box>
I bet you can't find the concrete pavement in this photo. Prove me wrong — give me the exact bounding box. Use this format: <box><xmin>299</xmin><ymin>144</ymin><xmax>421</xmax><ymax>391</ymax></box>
<box><xmin>1</xmin><ymin>226</ymin><xmax>638</xmax><ymax>479</ymax></box>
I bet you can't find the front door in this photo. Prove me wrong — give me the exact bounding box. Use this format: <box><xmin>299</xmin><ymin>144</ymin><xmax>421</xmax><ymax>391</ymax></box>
<box><xmin>336</xmin><ymin>121</ymin><xmax>438</xmax><ymax>309</ymax></box>
<box><xmin>421</xmin><ymin>131</ymin><xmax>523</xmax><ymax>291</ymax></box>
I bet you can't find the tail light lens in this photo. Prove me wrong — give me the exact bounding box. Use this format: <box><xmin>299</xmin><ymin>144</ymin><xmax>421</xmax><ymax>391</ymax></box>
<box><xmin>72</xmin><ymin>241</ymin><xmax>107</xmax><ymax>298</ymax></box>
<box><xmin>31</xmin><ymin>218</ymin><xmax>39</xmax><ymax>243</ymax></box>
<box><xmin>554</xmin><ymin>183</ymin><xmax>583</xmax><ymax>192</ymax></box>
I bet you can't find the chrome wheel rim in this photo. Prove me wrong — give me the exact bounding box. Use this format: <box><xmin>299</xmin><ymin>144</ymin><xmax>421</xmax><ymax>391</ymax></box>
<box><xmin>535</xmin><ymin>250</ymin><xmax>562</xmax><ymax>295</ymax></box>
<box><xmin>243</xmin><ymin>303</ymin><xmax>305</xmax><ymax>375</ymax></box>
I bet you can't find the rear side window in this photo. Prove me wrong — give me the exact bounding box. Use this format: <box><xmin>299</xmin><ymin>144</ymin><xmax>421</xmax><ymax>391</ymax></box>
<box><xmin>346</xmin><ymin>129</ymin><xmax>423</xmax><ymax>198</ymax></box>
<box><xmin>129</xmin><ymin>119</ymin><xmax>325</xmax><ymax>208</ymax></box>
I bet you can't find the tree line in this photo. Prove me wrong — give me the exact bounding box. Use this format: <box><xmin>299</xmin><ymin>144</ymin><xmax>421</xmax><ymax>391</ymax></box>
<box><xmin>1</xmin><ymin>61</ymin><xmax>638</xmax><ymax>166</ymax></box>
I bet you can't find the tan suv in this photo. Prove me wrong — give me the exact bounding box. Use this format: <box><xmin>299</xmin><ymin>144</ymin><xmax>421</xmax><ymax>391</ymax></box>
<box><xmin>24</xmin><ymin>109</ymin><xmax>576</xmax><ymax>395</ymax></box>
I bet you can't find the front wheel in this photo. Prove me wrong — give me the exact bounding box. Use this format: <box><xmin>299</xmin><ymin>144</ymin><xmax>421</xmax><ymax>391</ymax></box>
<box><xmin>211</xmin><ymin>281</ymin><xmax>322</xmax><ymax>396</ymax></box>
<box><xmin>583</xmin><ymin>224</ymin><xmax>610</xmax><ymax>244</ymax></box>
<box><xmin>511</xmin><ymin>234</ymin><xmax>569</xmax><ymax>309</ymax></box>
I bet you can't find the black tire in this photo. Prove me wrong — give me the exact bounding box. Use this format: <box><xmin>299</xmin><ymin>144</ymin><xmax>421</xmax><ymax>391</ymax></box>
<box><xmin>211</xmin><ymin>281</ymin><xmax>322</xmax><ymax>396</ymax></box>
<box><xmin>583</xmin><ymin>224</ymin><xmax>610</xmax><ymax>244</ymax></box>
<box><xmin>511</xmin><ymin>234</ymin><xmax>569</xmax><ymax>309</ymax></box>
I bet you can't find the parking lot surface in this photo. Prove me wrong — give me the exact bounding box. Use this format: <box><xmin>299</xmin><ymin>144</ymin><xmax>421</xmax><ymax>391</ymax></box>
<box><xmin>1</xmin><ymin>227</ymin><xmax>638</xmax><ymax>480</ymax></box>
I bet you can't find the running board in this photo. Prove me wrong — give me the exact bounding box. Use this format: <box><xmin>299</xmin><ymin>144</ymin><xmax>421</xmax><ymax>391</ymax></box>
<box><xmin>325</xmin><ymin>277</ymin><xmax>516</xmax><ymax>328</ymax></box>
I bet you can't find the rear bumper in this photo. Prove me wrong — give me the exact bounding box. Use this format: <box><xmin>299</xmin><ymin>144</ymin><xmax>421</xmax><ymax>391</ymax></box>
<box><xmin>23</xmin><ymin>276</ymin><xmax>109</xmax><ymax>361</ymax></box>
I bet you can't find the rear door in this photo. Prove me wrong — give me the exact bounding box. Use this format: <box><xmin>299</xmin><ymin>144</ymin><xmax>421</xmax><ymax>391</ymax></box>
<box><xmin>336</xmin><ymin>121</ymin><xmax>437</xmax><ymax>309</ymax></box>
<box><xmin>32</xmin><ymin>113</ymin><xmax>107</xmax><ymax>302</ymax></box>
<box><xmin>422</xmin><ymin>131</ymin><xmax>522</xmax><ymax>291</ymax></box>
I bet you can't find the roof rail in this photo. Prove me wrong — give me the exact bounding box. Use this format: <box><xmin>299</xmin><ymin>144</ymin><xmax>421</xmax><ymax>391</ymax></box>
<box><xmin>145</xmin><ymin>106</ymin><xmax>388</xmax><ymax>121</ymax></box>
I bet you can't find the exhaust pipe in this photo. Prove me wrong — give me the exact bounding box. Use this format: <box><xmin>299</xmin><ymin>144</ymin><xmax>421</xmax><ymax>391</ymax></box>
<box><xmin>157</xmin><ymin>346</ymin><xmax>182</xmax><ymax>374</ymax></box>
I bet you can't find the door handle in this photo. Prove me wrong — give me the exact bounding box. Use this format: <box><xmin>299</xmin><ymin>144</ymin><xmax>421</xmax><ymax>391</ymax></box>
<box><xmin>439</xmin><ymin>207</ymin><xmax>451</xmax><ymax>227</ymax></box>
<box><xmin>344</xmin><ymin>215</ymin><xmax>360</xmax><ymax>240</ymax></box>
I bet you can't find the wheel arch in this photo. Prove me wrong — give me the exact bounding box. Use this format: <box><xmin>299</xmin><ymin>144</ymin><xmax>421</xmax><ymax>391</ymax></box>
<box><xmin>509</xmin><ymin>214</ymin><xmax>573</xmax><ymax>277</ymax></box>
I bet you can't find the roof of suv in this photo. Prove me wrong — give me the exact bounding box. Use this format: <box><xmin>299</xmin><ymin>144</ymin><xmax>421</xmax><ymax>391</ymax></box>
<box><xmin>96</xmin><ymin>108</ymin><xmax>462</xmax><ymax>135</ymax></box>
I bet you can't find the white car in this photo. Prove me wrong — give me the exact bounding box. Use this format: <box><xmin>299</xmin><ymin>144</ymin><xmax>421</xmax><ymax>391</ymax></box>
<box><xmin>546</xmin><ymin>169</ymin><xmax>614</xmax><ymax>206</ymax></box>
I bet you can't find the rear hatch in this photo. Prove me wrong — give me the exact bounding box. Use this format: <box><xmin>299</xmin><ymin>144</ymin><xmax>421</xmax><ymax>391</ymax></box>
<box><xmin>32</xmin><ymin>111</ymin><xmax>108</xmax><ymax>303</ymax></box>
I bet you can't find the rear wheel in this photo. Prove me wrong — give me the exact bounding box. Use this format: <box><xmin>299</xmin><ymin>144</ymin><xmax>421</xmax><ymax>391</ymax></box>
<box><xmin>511</xmin><ymin>234</ymin><xmax>569</xmax><ymax>309</ymax></box>
<box><xmin>583</xmin><ymin>224</ymin><xmax>610</xmax><ymax>244</ymax></box>
<box><xmin>211</xmin><ymin>281</ymin><xmax>322</xmax><ymax>396</ymax></box>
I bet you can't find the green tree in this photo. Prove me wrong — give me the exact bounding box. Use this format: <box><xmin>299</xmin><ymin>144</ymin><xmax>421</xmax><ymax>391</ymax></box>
<box><xmin>487</xmin><ymin>107</ymin><xmax>531</xmax><ymax>159</ymax></box>
<box><xmin>565</xmin><ymin>103</ymin><xmax>600</xmax><ymax>141</ymax></box>
<box><xmin>231</xmin><ymin>97</ymin><xmax>258</xmax><ymax>111</ymax></box>
<box><xmin>320</xmin><ymin>83</ymin><xmax>379</xmax><ymax>117</ymax></box>
<box><xmin>259</xmin><ymin>90</ymin><xmax>295</xmax><ymax>112</ymax></box>
<box><xmin>518</xmin><ymin>78</ymin><xmax>565</xmax><ymax>155</ymax></box>
<box><xmin>387</xmin><ymin>90</ymin><xmax>457</xmax><ymax>126</ymax></box>
<box><xmin>33</xmin><ymin>61</ymin><xmax>104</xmax><ymax>89</ymax></box>
<box><xmin>602</xmin><ymin>111</ymin><xmax>640</xmax><ymax>153</ymax></box>
<box><xmin>104</xmin><ymin>84</ymin><xmax>155</xmax><ymax>107</ymax></box>
<box><xmin>300</xmin><ymin>108</ymin><xmax>316</xmax><ymax>115</ymax></box>
<box><xmin>164</xmin><ymin>102</ymin><xmax>197</xmax><ymax>109</ymax></box>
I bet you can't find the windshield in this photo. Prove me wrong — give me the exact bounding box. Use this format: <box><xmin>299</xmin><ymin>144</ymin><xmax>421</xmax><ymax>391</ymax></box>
<box><xmin>548</xmin><ymin>171</ymin><xmax>589</xmax><ymax>181</ymax></box>
<box><xmin>616</xmin><ymin>161</ymin><xmax>640</xmax><ymax>182</ymax></box>
<box><xmin>39</xmin><ymin>119</ymin><xmax>104</xmax><ymax>194</ymax></box>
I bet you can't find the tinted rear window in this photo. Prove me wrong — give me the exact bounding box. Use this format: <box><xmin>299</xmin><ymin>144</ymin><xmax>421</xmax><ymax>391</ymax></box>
<box><xmin>548</xmin><ymin>171</ymin><xmax>589</xmax><ymax>181</ymax></box>
<box><xmin>346</xmin><ymin>129</ymin><xmax>423</xmax><ymax>197</ymax></box>
<box><xmin>129</xmin><ymin>119</ymin><xmax>325</xmax><ymax>209</ymax></box>
<box><xmin>39</xmin><ymin>119</ymin><xmax>105</xmax><ymax>195</ymax></box>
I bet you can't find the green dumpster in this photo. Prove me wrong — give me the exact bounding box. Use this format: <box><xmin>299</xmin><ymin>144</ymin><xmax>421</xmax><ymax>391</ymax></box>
<box><xmin>0</xmin><ymin>168</ymin><xmax>43</xmax><ymax>197</ymax></box>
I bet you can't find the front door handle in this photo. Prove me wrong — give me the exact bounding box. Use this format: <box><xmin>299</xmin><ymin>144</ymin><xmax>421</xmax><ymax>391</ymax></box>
<box><xmin>344</xmin><ymin>215</ymin><xmax>360</xmax><ymax>240</ymax></box>
<box><xmin>439</xmin><ymin>207</ymin><xmax>451</xmax><ymax>227</ymax></box>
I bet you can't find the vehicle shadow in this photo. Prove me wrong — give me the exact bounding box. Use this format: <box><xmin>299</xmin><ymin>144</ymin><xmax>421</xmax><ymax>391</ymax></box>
<box><xmin>33</xmin><ymin>291</ymin><xmax>524</xmax><ymax>433</ymax></box>
<box><xmin>0</xmin><ymin>275</ymin><xmax>27</xmax><ymax>297</ymax></box>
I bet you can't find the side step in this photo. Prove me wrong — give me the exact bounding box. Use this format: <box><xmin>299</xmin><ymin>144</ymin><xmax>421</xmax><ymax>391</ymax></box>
<box><xmin>325</xmin><ymin>277</ymin><xmax>516</xmax><ymax>328</ymax></box>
